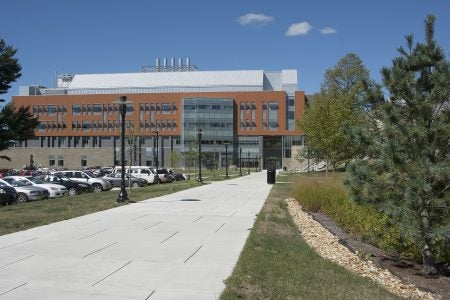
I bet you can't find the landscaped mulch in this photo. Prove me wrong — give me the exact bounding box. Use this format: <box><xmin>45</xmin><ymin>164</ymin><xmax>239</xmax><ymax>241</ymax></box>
<box><xmin>286</xmin><ymin>198</ymin><xmax>449</xmax><ymax>299</ymax></box>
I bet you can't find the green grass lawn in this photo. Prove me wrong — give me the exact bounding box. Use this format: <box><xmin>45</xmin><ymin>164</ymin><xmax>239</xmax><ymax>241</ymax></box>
<box><xmin>0</xmin><ymin>180</ymin><xmax>201</xmax><ymax>236</ymax></box>
<box><xmin>220</xmin><ymin>177</ymin><xmax>400</xmax><ymax>300</ymax></box>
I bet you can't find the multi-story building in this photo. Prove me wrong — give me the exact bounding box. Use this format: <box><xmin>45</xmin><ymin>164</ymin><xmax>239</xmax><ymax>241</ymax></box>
<box><xmin>3</xmin><ymin>60</ymin><xmax>306</xmax><ymax>170</ymax></box>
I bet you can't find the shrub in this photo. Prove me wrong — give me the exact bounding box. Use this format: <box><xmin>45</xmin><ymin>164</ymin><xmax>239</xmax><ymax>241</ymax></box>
<box><xmin>292</xmin><ymin>173</ymin><xmax>423</xmax><ymax>261</ymax></box>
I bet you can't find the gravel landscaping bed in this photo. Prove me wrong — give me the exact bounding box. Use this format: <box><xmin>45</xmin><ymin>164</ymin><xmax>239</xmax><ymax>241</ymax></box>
<box><xmin>286</xmin><ymin>197</ymin><xmax>442</xmax><ymax>300</ymax></box>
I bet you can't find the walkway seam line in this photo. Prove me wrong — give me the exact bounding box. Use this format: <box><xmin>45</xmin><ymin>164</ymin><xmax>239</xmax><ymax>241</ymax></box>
<box><xmin>78</xmin><ymin>229</ymin><xmax>108</xmax><ymax>240</ymax></box>
<box><xmin>0</xmin><ymin>282</ymin><xmax>28</xmax><ymax>296</ymax></box>
<box><xmin>91</xmin><ymin>260</ymin><xmax>132</xmax><ymax>286</ymax></box>
<box><xmin>0</xmin><ymin>255</ymin><xmax>34</xmax><ymax>269</ymax></box>
<box><xmin>215</xmin><ymin>223</ymin><xmax>226</xmax><ymax>233</ymax></box>
<box><xmin>144</xmin><ymin>221</ymin><xmax>162</xmax><ymax>230</ymax></box>
<box><xmin>0</xmin><ymin>238</ymin><xmax>38</xmax><ymax>250</ymax></box>
<box><xmin>184</xmin><ymin>245</ymin><xmax>203</xmax><ymax>263</ymax></box>
<box><xmin>133</xmin><ymin>214</ymin><xmax>150</xmax><ymax>221</ymax></box>
<box><xmin>192</xmin><ymin>215</ymin><xmax>204</xmax><ymax>223</ymax></box>
<box><xmin>144</xmin><ymin>290</ymin><xmax>156</xmax><ymax>299</ymax></box>
<box><xmin>82</xmin><ymin>242</ymin><xmax>118</xmax><ymax>258</ymax></box>
<box><xmin>160</xmin><ymin>231</ymin><xmax>179</xmax><ymax>244</ymax></box>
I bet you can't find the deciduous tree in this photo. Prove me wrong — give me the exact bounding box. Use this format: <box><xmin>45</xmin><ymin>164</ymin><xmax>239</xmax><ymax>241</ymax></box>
<box><xmin>298</xmin><ymin>53</ymin><xmax>371</xmax><ymax>171</ymax></box>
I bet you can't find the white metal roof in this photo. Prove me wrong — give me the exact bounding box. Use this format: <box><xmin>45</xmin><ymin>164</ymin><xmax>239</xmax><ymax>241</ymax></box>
<box><xmin>282</xmin><ymin>70</ymin><xmax>297</xmax><ymax>86</ymax></box>
<box><xmin>67</xmin><ymin>70</ymin><xmax>265</xmax><ymax>90</ymax></box>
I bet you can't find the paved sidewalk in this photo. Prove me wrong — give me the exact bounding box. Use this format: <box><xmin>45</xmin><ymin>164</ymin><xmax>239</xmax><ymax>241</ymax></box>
<box><xmin>0</xmin><ymin>172</ymin><xmax>272</xmax><ymax>299</ymax></box>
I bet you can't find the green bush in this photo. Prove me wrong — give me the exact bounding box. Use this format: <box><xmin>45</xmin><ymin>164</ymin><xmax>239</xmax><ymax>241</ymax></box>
<box><xmin>292</xmin><ymin>173</ymin><xmax>422</xmax><ymax>261</ymax></box>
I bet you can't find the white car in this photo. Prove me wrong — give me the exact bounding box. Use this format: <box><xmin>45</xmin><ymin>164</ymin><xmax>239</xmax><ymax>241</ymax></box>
<box><xmin>4</xmin><ymin>176</ymin><xmax>68</xmax><ymax>198</ymax></box>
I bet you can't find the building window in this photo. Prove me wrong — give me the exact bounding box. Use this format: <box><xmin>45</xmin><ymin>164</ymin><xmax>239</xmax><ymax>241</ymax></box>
<box><xmin>38</xmin><ymin>122</ymin><xmax>46</xmax><ymax>132</ymax></box>
<box><xmin>93</xmin><ymin>104</ymin><xmax>102</xmax><ymax>115</ymax></box>
<box><xmin>48</xmin><ymin>105</ymin><xmax>57</xmax><ymax>115</ymax></box>
<box><xmin>161</xmin><ymin>103</ymin><xmax>171</xmax><ymax>114</ymax></box>
<box><xmin>48</xmin><ymin>155</ymin><xmax>56</xmax><ymax>166</ymax></box>
<box><xmin>82</xmin><ymin>121</ymin><xmax>90</xmax><ymax>131</ymax></box>
<box><xmin>126</xmin><ymin>104</ymin><xmax>133</xmax><ymax>113</ymax></box>
<box><xmin>72</xmin><ymin>104</ymin><xmax>81</xmax><ymax>115</ymax></box>
<box><xmin>268</xmin><ymin>101</ymin><xmax>278</xmax><ymax>131</ymax></box>
<box><xmin>58</xmin><ymin>156</ymin><xmax>64</xmax><ymax>166</ymax></box>
<box><xmin>82</xmin><ymin>137</ymin><xmax>89</xmax><ymax>147</ymax></box>
<box><xmin>81</xmin><ymin>155</ymin><xmax>87</xmax><ymax>167</ymax></box>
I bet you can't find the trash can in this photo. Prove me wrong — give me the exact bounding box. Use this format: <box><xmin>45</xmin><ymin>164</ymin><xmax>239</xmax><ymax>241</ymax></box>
<box><xmin>267</xmin><ymin>169</ymin><xmax>276</xmax><ymax>184</ymax></box>
<box><xmin>283</xmin><ymin>166</ymin><xmax>287</xmax><ymax>171</ymax></box>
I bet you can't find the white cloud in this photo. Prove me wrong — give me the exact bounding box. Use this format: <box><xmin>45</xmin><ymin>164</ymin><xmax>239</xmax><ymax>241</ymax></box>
<box><xmin>237</xmin><ymin>13</ymin><xmax>274</xmax><ymax>26</ymax></box>
<box><xmin>285</xmin><ymin>22</ymin><xmax>313</xmax><ymax>36</ymax></box>
<box><xmin>320</xmin><ymin>27</ymin><xmax>337</xmax><ymax>35</ymax></box>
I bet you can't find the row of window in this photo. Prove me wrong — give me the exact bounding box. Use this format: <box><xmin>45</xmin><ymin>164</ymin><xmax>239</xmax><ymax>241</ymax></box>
<box><xmin>239</xmin><ymin>102</ymin><xmax>256</xmax><ymax>111</ymax></box>
<box><xmin>33</xmin><ymin>101</ymin><xmax>278</xmax><ymax>117</ymax></box>
<box><xmin>48</xmin><ymin>155</ymin><xmax>88</xmax><ymax>167</ymax></box>
<box><xmin>70</xmin><ymin>103</ymin><xmax>179</xmax><ymax>116</ymax></box>
<box><xmin>33</xmin><ymin>105</ymin><xmax>67</xmax><ymax>116</ymax></box>
<box><xmin>72</xmin><ymin>103</ymin><xmax>134</xmax><ymax>116</ymax></box>
<box><xmin>140</xmin><ymin>103</ymin><xmax>176</xmax><ymax>114</ymax></box>
<box><xmin>37</xmin><ymin>119</ymin><xmax>178</xmax><ymax>132</ymax></box>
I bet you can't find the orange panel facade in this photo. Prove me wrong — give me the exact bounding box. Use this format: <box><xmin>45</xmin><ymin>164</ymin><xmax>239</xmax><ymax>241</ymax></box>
<box><xmin>12</xmin><ymin>91</ymin><xmax>305</xmax><ymax>137</ymax></box>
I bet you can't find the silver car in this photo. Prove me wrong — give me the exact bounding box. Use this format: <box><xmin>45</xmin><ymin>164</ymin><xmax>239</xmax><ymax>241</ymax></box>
<box><xmin>4</xmin><ymin>176</ymin><xmax>68</xmax><ymax>198</ymax></box>
<box><xmin>54</xmin><ymin>170</ymin><xmax>113</xmax><ymax>193</ymax></box>
<box><xmin>0</xmin><ymin>178</ymin><xmax>49</xmax><ymax>203</ymax></box>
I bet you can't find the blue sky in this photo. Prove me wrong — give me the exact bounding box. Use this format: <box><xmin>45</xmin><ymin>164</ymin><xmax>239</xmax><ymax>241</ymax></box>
<box><xmin>1</xmin><ymin>0</ymin><xmax>449</xmax><ymax>103</ymax></box>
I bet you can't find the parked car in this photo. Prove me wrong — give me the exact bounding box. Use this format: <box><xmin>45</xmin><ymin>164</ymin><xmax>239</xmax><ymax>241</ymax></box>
<box><xmin>4</xmin><ymin>176</ymin><xmax>68</xmax><ymax>198</ymax></box>
<box><xmin>0</xmin><ymin>179</ymin><xmax>18</xmax><ymax>205</ymax></box>
<box><xmin>102</xmin><ymin>173</ymin><xmax>147</xmax><ymax>188</ymax></box>
<box><xmin>113</xmin><ymin>166</ymin><xmax>159</xmax><ymax>184</ymax></box>
<box><xmin>53</xmin><ymin>170</ymin><xmax>113</xmax><ymax>193</ymax></box>
<box><xmin>168</xmin><ymin>169</ymin><xmax>190</xmax><ymax>181</ymax></box>
<box><xmin>1</xmin><ymin>178</ymin><xmax>49</xmax><ymax>202</ymax></box>
<box><xmin>36</xmin><ymin>174</ymin><xmax>93</xmax><ymax>196</ymax></box>
<box><xmin>156</xmin><ymin>168</ymin><xmax>173</xmax><ymax>183</ymax></box>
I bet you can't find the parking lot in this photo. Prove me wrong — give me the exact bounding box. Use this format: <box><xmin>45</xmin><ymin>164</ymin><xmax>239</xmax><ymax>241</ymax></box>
<box><xmin>0</xmin><ymin>171</ymin><xmax>272</xmax><ymax>299</ymax></box>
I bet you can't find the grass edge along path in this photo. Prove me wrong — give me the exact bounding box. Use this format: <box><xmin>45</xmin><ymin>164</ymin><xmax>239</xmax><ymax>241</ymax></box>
<box><xmin>220</xmin><ymin>180</ymin><xmax>400</xmax><ymax>300</ymax></box>
<box><xmin>0</xmin><ymin>181</ymin><xmax>201</xmax><ymax>236</ymax></box>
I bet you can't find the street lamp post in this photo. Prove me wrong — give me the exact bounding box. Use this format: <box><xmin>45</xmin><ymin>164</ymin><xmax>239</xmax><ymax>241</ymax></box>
<box><xmin>198</xmin><ymin>129</ymin><xmax>203</xmax><ymax>183</ymax></box>
<box><xmin>247</xmin><ymin>151</ymin><xmax>250</xmax><ymax>175</ymax></box>
<box><xmin>224</xmin><ymin>141</ymin><xmax>230</xmax><ymax>179</ymax></box>
<box><xmin>153</xmin><ymin>130</ymin><xmax>159</xmax><ymax>170</ymax></box>
<box><xmin>116</xmin><ymin>96</ymin><xmax>129</xmax><ymax>202</ymax></box>
<box><xmin>239</xmin><ymin>148</ymin><xmax>242</xmax><ymax>176</ymax></box>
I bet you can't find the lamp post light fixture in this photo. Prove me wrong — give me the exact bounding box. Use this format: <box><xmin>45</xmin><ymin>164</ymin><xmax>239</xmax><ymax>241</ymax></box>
<box><xmin>198</xmin><ymin>129</ymin><xmax>203</xmax><ymax>183</ymax></box>
<box><xmin>153</xmin><ymin>130</ymin><xmax>159</xmax><ymax>170</ymax></box>
<box><xmin>114</xmin><ymin>96</ymin><xmax>133</xmax><ymax>203</ymax></box>
<box><xmin>224</xmin><ymin>141</ymin><xmax>230</xmax><ymax>179</ymax></box>
<box><xmin>239</xmin><ymin>148</ymin><xmax>242</xmax><ymax>176</ymax></box>
<box><xmin>247</xmin><ymin>150</ymin><xmax>250</xmax><ymax>175</ymax></box>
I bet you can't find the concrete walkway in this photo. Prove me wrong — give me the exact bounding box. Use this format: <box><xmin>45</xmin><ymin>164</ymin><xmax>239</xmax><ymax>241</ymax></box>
<box><xmin>0</xmin><ymin>171</ymin><xmax>273</xmax><ymax>299</ymax></box>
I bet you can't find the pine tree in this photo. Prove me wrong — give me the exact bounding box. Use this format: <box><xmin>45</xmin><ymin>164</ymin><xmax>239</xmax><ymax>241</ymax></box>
<box><xmin>346</xmin><ymin>15</ymin><xmax>450</xmax><ymax>274</ymax></box>
<box><xmin>0</xmin><ymin>104</ymin><xmax>39</xmax><ymax>160</ymax></box>
<box><xmin>0</xmin><ymin>38</ymin><xmax>21</xmax><ymax>94</ymax></box>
